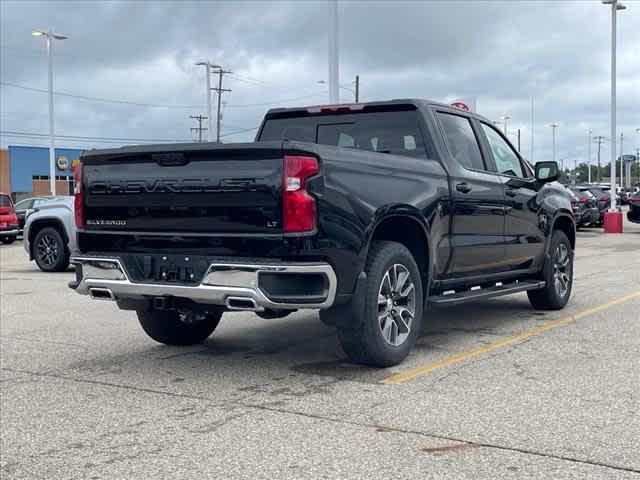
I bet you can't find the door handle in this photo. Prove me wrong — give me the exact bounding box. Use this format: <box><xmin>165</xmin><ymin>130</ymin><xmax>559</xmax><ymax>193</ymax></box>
<box><xmin>505</xmin><ymin>189</ymin><xmax>517</xmax><ymax>197</ymax></box>
<box><xmin>456</xmin><ymin>182</ymin><xmax>472</xmax><ymax>194</ymax></box>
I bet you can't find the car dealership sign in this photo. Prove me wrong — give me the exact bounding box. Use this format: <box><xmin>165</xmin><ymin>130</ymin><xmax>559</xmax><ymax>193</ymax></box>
<box><xmin>451</xmin><ymin>97</ymin><xmax>476</xmax><ymax>112</ymax></box>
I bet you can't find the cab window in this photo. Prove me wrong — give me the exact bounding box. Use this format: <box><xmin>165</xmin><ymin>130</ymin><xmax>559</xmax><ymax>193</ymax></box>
<box><xmin>436</xmin><ymin>112</ymin><xmax>486</xmax><ymax>171</ymax></box>
<box><xmin>480</xmin><ymin>123</ymin><xmax>525</xmax><ymax>178</ymax></box>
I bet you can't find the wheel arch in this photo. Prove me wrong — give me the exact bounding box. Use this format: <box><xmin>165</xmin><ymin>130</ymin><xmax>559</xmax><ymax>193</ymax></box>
<box><xmin>28</xmin><ymin>217</ymin><xmax>69</xmax><ymax>258</ymax></box>
<box><xmin>548</xmin><ymin>212</ymin><xmax>576</xmax><ymax>253</ymax></box>
<box><xmin>366</xmin><ymin>209</ymin><xmax>432</xmax><ymax>299</ymax></box>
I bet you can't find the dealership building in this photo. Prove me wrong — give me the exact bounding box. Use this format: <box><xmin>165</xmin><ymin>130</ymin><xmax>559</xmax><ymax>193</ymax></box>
<box><xmin>0</xmin><ymin>145</ymin><xmax>84</xmax><ymax>200</ymax></box>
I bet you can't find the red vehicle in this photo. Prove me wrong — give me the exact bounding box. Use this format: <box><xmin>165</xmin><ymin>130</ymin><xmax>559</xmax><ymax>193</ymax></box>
<box><xmin>0</xmin><ymin>193</ymin><xmax>20</xmax><ymax>244</ymax></box>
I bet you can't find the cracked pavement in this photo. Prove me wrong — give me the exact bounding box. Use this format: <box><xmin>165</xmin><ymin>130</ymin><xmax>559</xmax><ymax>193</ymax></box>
<box><xmin>1</xmin><ymin>217</ymin><xmax>639</xmax><ymax>479</ymax></box>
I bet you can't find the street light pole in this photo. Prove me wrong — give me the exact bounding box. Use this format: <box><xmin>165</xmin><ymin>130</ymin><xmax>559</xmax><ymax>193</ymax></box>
<box><xmin>551</xmin><ymin>123</ymin><xmax>558</xmax><ymax>167</ymax></box>
<box><xmin>501</xmin><ymin>115</ymin><xmax>510</xmax><ymax>135</ymax></box>
<box><xmin>355</xmin><ymin>74</ymin><xmax>359</xmax><ymax>103</ymax></box>
<box><xmin>602</xmin><ymin>0</ymin><xmax>626</xmax><ymax>213</ymax></box>
<box><xmin>620</xmin><ymin>132</ymin><xmax>624</xmax><ymax>192</ymax></box>
<box><xmin>33</xmin><ymin>29</ymin><xmax>67</xmax><ymax>195</ymax></box>
<box><xmin>328</xmin><ymin>0</ymin><xmax>339</xmax><ymax>103</ymax></box>
<box><xmin>587</xmin><ymin>128</ymin><xmax>593</xmax><ymax>183</ymax></box>
<box><xmin>46</xmin><ymin>33</ymin><xmax>55</xmax><ymax>195</ymax></box>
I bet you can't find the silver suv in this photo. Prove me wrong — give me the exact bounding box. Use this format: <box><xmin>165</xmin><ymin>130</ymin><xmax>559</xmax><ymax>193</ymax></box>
<box><xmin>23</xmin><ymin>196</ymin><xmax>77</xmax><ymax>272</ymax></box>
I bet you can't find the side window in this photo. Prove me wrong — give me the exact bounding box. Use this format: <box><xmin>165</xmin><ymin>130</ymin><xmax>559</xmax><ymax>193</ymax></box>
<box><xmin>436</xmin><ymin>112</ymin><xmax>485</xmax><ymax>171</ymax></box>
<box><xmin>16</xmin><ymin>199</ymin><xmax>32</xmax><ymax>210</ymax></box>
<box><xmin>480</xmin><ymin>124</ymin><xmax>525</xmax><ymax>178</ymax></box>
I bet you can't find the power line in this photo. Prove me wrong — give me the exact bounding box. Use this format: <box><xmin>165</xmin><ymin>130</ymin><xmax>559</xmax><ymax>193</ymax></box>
<box><xmin>1</xmin><ymin>80</ymin><xmax>327</xmax><ymax>109</ymax></box>
<box><xmin>220</xmin><ymin>126</ymin><xmax>259</xmax><ymax>138</ymax></box>
<box><xmin>224</xmin><ymin>92</ymin><xmax>327</xmax><ymax>108</ymax></box>
<box><xmin>1</xmin><ymin>81</ymin><xmax>201</xmax><ymax>109</ymax></box>
<box><xmin>1</xmin><ymin>129</ymin><xmax>191</xmax><ymax>144</ymax></box>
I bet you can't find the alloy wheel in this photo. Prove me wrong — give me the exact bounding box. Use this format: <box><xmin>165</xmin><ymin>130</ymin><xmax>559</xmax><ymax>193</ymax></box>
<box><xmin>377</xmin><ymin>263</ymin><xmax>416</xmax><ymax>346</ymax></box>
<box><xmin>553</xmin><ymin>243</ymin><xmax>571</xmax><ymax>298</ymax></box>
<box><xmin>36</xmin><ymin>233</ymin><xmax>59</xmax><ymax>267</ymax></box>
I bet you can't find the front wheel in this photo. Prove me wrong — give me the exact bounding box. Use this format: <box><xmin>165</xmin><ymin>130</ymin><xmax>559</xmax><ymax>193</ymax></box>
<box><xmin>137</xmin><ymin>308</ymin><xmax>223</xmax><ymax>346</ymax></box>
<box><xmin>527</xmin><ymin>230</ymin><xmax>573</xmax><ymax>310</ymax></box>
<box><xmin>336</xmin><ymin>241</ymin><xmax>423</xmax><ymax>367</ymax></box>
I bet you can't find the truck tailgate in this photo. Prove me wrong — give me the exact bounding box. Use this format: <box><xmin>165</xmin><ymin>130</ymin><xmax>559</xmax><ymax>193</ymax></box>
<box><xmin>81</xmin><ymin>143</ymin><xmax>284</xmax><ymax>234</ymax></box>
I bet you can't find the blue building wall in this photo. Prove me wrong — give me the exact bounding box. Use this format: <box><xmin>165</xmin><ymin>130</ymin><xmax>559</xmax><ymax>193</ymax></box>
<box><xmin>8</xmin><ymin>146</ymin><xmax>84</xmax><ymax>192</ymax></box>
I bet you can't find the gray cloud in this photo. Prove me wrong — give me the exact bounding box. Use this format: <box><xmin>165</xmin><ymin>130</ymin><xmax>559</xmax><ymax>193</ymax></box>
<box><xmin>1</xmin><ymin>0</ymin><xmax>639</xmax><ymax>167</ymax></box>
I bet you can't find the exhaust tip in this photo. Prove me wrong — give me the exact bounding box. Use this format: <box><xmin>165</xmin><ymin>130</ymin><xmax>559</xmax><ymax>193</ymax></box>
<box><xmin>226</xmin><ymin>296</ymin><xmax>260</xmax><ymax>311</ymax></box>
<box><xmin>89</xmin><ymin>288</ymin><xmax>115</xmax><ymax>301</ymax></box>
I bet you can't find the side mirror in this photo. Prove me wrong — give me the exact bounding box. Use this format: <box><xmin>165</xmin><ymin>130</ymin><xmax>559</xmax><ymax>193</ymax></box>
<box><xmin>535</xmin><ymin>161</ymin><xmax>559</xmax><ymax>183</ymax></box>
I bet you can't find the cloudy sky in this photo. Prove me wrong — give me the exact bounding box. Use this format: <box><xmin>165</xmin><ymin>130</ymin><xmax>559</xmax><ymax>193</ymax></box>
<box><xmin>1</xmin><ymin>0</ymin><xmax>639</xmax><ymax>166</ymax></box>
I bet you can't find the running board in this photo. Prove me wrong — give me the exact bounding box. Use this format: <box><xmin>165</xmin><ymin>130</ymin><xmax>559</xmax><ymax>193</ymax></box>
<box><xmin>428</xmin><ymin>280</ymin><xmax>546</xmax><ymax>306</ymax></box>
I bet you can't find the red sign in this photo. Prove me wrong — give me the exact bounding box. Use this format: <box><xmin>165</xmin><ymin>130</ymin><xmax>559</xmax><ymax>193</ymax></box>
<box><xmin>451</xmin><ymin>101</ymin><xmax>471</xmax><ymax>111</ymax></box>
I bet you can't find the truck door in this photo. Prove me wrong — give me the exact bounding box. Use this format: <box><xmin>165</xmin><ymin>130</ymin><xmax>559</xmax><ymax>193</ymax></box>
<box><xmin>435</xmin><ymin>111</ymin><xmax>508</xmax><ymax>279</ymax></box>
<box><xmin>477</xmin><ymin>122</ymin><xmax>545</xmax><ymax>270</ymax></box>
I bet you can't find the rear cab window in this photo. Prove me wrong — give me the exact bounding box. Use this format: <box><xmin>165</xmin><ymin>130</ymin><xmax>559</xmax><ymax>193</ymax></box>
<box><xmin>258</xmin><ymin>106</ymin><xmax>436</xmax><ymax>160</ymax></box>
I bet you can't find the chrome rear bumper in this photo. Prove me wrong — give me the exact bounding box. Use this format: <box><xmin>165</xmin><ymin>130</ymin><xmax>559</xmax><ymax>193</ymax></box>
<box><xmin>70</xmin><ymin>256</ymin><xmax>337</xmax><ymax>311</ymax></box>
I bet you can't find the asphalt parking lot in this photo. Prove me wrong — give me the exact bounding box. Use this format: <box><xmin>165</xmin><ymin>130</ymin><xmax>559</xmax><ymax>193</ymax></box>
<box><xmin>1</xmin><ymin>218</ymin><xmax>639</xmax><ymax>479</ymax></box>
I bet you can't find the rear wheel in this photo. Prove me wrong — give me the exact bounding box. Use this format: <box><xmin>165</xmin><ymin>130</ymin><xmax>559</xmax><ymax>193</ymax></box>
<box><xmin>33</xmin><ymin>227</ymin><xmax>69</xmax><ymax>272</ymax></box>
<box><xmin>137</xmin><ymin>308</ymin><xmax>223</xmax><ymax>346</ymax></box>
<box><xmin>527</xmin><ymin>230</ymin><xmax>573</xmax><ymax>310</ymax></box>
<box><xmin>336</xmin><ymin>241</ymin><xmax>423</xmax><ymax>367</ymax></box>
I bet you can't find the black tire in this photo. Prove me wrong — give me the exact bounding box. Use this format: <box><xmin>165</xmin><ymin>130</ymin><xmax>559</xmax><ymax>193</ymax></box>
<box><xmin>1</xmin><ymin>236</ymin><xmax>16</xmax><ymax>244</ymax></box>
<box><xmin>137</xmin><ymin>308</ymin><xmax>223</xmax><ymax>346</ymax></box>
<box><xmin>335</xmin><ymin>241</ymin><xmax>423</xmax><ymax>367</ymax></box>
<box><xmin>33</xmin><ymin>227</ymin><xmax>69</xmax><ymax>272</ymax></box>
<box><xmin>527</xmin><ymin>230</ymin><xmax>573</xmax><ymax>310</ymax></box>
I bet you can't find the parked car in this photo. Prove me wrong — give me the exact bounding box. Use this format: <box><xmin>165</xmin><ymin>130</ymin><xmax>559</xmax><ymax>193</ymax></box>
<box><xmin>568</xmin><ymin>187</ymin><xmax>600</xmax><ymax>227</ymax></box>
<box><xmin>575</xmin><ymin>185</ymin><xmax>611</xmax><ymax>226</ymax></box>
<box><xmin>0</xmin><ymin>192</ymin><xmax>20</xmax><ymax>244</ymax></box>
<box><xmin>23</xmin><ymin>196</ymin><xmax>76</xmax><ymax>272</ymax></box>
<box><xmin>628</xmin><ymin>190</ymin><xmax>640</xmax><ymax>224</ymax></box>
<box><xmin>69</xmin><ymin>99</ymin><xmax>575</xmax><ymax>367</ymax></box>
<box><xmin>14</xmin><ymin>196</ymin><xmax>54</xmax><ymax>233</ymax></box>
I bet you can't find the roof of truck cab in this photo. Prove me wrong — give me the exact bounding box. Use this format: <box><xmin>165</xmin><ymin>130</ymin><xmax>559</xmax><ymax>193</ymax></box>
<box><xmin>264</xmin><ymin>98</ymin><xmax>493</xmax><ymax>124</ymax></box>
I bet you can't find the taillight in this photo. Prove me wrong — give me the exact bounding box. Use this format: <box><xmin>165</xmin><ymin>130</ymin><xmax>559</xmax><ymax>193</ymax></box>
<box><xmin>282</xmin><ymin>155</ymin><xmax>319</xmax><ymax>233</ymax></box>
<box><xmin>74</xmin><ymin>161</ymin><xmax>84</xmax><ymax>228</ymax></box>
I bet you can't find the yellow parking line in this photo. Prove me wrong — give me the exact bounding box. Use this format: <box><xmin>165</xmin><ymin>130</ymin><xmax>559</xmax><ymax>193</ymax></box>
<box><xmin>380</xmin><ymin>290</ymin><xmax>640</xmax><ymax>385</ymax></box>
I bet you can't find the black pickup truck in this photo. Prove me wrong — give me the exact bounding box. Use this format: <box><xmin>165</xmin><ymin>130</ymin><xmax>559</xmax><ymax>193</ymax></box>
<box><xmin>70</xmin><ymin>99</ymin><xmax>575</xmax><ymax>366</ymax></box>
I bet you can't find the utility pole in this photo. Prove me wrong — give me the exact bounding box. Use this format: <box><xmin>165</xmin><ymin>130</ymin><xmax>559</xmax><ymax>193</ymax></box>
<box><xmin>211</xmin><ymin>67</ymin><xmax>232</xmax><ymax>143</ymax></box>
<box><xmin>517</xmin><ymin>128</ymin><xmax>521</xmax><ymax>152</ymax></box>
<box><xmin>355</xmin><ymin>74</ymin><xmax>359</xmax><ymax>102</ymax></box>
<box><xmin>594</xmin><ymin>135</ymin><xmax>606</xmax><ymax>183</ymax></box>
<box><xmin>190</xmin><ymin>115</ymin><xmax>208</xmax><ymax>143</ymax></box>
